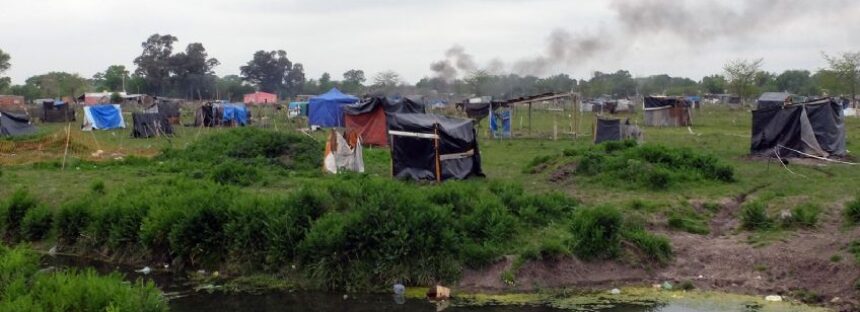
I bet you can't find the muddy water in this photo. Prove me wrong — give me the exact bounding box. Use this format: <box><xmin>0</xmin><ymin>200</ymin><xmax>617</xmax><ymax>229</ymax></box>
<box><xmin>41</xmin><ymin>255</ymin><xmax>793</xmax><ymax>312</ymax></box>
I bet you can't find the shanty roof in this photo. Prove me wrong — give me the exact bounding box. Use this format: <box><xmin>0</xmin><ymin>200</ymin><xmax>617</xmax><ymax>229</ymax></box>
<box><xmin>758</xmin><ymin>92</ymin><xmax>792</xmax><ymax>103</ymax></box>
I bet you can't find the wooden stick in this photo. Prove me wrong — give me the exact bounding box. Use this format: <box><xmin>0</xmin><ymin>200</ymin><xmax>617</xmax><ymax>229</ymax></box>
<box><xmin>61</xmin><ymin>122</ymin><xmax>71</xmax><ymax>170</ymax></box>
<box><xmin>434</xmin><ymin>126</ymin><xmax>442</xmax><ymax>183</ymax></box>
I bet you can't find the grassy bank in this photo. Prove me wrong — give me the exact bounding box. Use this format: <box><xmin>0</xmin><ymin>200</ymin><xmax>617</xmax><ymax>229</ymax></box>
<box><xmin>0</xmin><ymin>245</ymin><xmax>167</xmax><ymax>311</ymax></box>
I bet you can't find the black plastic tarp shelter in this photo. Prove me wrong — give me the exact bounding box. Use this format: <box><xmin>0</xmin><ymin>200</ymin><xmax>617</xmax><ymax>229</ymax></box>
<box><xmin>387</xmin><ymin>113</ymin><xmax>483</xmax><ymax>181</ymax></box>
<box><xmin>0</xmin><ymin>111</ymin><xmax>37</xmax><ymax>137</ymax></box>
<box><xmin>40</xmin><ymin>101</ymin><xmax>76</xmax><ymax>122</ymax></box>
<box><xmin>343</xmin><ymin>97</ymin><xmax>426</xmax><ymax>115</ymax></box>
<box><xmin>132</xmin><ymin>112</ymin><xmax>174</xmax><ymax>138</ymax></box>
<box><xmin>643</xmin><ymin>96</ymin><xmax>692</xmax><ymax>127</ymax></box>
<box><xmin>757</xmin><ymin>92</ymin><xmax>792</xmax><ymax>110</ymax></box>
<box><xmin>594</xmin><ymin>118</ymin><xmax>623</xmax><ymax>144</ymax></box>
<box><xmin>751</xmin><ymin>97</ymin><xmax>845</xmax><ymax>158</ymax></box>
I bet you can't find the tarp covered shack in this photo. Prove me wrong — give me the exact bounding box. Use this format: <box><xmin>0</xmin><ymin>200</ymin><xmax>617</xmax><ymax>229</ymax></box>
<box><xmin>308</xmin><ymin>88</ymin><xmax>358</xmax><ymax>128</ymax></box>
<box><xmin>387</xmin><ymin>113</ymin><xmax>483</xmax><ymax>181</ymax></box>
<box><xmin>643</xmin><ymin>96</ymin><xmax>692</xmax><ymax>127</ymax></box>
<box><xmin>757</xmin><ymin>92</ymin><xmax>793</xmax><ymax>110</ymax></box>
<box><xmin>82</xmin><ymin>104</ymin><xmax>125</xmax><ymax>130</ymax></box>
<box><xmin>194</xmin><ymin>103</ymin><xmax>249</xmax><ymax>127</ymax></box>
<box><xmin>751</xmin><ymin>97</ymin><xmax>845</xmax><ymax>158</ymax></box>
<box><xmin>342</xmin><ymin>97</ymin><xmax>426</xmax><ymax>146</ymax></box>
<box><xmin>132</xmin><ymin>112</ymin><xmax>174</xmax><ymax>138</ymax></box>
<box><xmin>40</xmin><ymin>100</ymin><xmax>76</xmax><ymax>122</ymax></box>
<box><xmin>0</xmin><ymin>111</ymin><xmax>37</xmax><ymax>137</ymax></box>
<box><xmin>593</xmin><ymin>117</ymin><xmax>642</xmax><ymax>144</ymax></box>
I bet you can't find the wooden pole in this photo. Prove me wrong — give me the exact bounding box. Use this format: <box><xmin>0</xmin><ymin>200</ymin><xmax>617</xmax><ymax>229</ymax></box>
<box><xmin>434</xmin><ymin>127</ymin><xmax>441</xmax><ymax>183</ymax></box>
<box><xmin>61</xmin><ymin>122</ymin><xmax>71</xmax><ymax>170</ymax></box>
<box><xmin>528</xmin><ymin>102</ymin><xmax>532</xmax><ymax>137</ymax></box>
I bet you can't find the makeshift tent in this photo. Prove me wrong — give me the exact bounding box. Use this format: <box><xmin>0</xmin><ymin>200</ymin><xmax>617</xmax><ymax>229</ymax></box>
<box><xmin>643</xmin><ymin>96</ymin><xmax>692</xmax><ymax>127</ymax></box>
<box><xmin>323</xmin><ymin>130</ymin><xmax>365</xmax><ymax>174</ymax></box>
<box><xmin>342</xmin><ymin>97</ymin><xmax>426</xmax><ymax>147</ymax></box>
<box><xmin>145</xmin><ymin>100</ymin><xmax>181</xmax><ymax>124</ymax></box>
<box><xmin>40</xmin><ymin>100</ymin><xmax>76</xmax><ymax>122</ymax></box>
<box><xmin>757</xmin><ymin>92</ymin><xmax>792</xmax><ymax>110</ymax></box>
<box><xmin>193</xmin><ymin>103</ymin><xmax>249</xmax><ymax>127</ymax></box>
<box><xmin>82</xmin><ymin>104</ymin><xmax>125</xmax><ymax>130</ymax></box>
<box><xmin>308</xmin><ymin>88</ymin><xmax>358</xmax><ymax>127</ymax></box>
<box><xmin>489</xmin><ymin>107</ymin><xmax>511</xmax><ymax>138</ymax></box>
<box><xmin>131</xmin><ymin>112</ymin><xmax>174</xmax><ymax>138</ymax></box>
<box><xmin>593</xmin><ymin>117</ymin><xmax>643</xmax><ymax>144</ymax></box>
<box><xmin>387</xmin><ymin>113</ymin><xmax>483</xmax><ymax>181</ymax></box>
<box><xmin>0</xmin><ymin>111</ymin><xmax>37</xmax><ymax>137</ymax></box>
<box><xmin>222</xmin><ymin>103</ymin><xmax>249</xmax><ymax>126</ymax></box>
<box><xmin>288</xmin><ymin>102</ymin><xmax>308</xmax><ymax>118</ymax></box>
<box><xmin>751</xmin><ymin>97</ymin><xmax>845</xmax><ymax>158</ymax></box>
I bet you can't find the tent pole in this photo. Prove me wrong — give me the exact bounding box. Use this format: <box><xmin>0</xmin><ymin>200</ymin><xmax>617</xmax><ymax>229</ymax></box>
<box><xmin>434</xmin><ymin>127</ymin><xmax>441</xmax><ymax>183</ymax></box>
<box><xmin>61</xmin><ymin>122</ymin><xmax>71</xmax><ymax>170</ymax></box>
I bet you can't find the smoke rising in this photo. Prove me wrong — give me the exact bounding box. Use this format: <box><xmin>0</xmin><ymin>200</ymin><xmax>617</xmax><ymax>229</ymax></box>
<box><xmin>430</xmin><ymin>0</ymin><xmax>857</xmax><ymax>78</ymax></box>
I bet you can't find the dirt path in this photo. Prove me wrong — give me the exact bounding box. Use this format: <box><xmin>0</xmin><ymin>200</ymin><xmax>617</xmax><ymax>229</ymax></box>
<box><xmin>459</xmin><ymin>201</ymin><xmax>860</xmax><ymax>311</ymax></box>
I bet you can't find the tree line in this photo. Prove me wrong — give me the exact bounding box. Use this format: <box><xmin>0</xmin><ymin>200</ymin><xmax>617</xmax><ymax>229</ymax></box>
<box><xmin>0</xmin><ymin>34</ymin><xmax>858</xmax><ymax>103</ymax></box>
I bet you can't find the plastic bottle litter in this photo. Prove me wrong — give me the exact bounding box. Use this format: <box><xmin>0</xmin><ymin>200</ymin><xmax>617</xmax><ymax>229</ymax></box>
<box><xmin>661</xmin><ymin>281</ymin><xmax>673</xmax><ymax>290</ymax></box>
<box><xmin>765</xmin><ymin>295</ymin><xmax>782</xmax><ymax>302</ymax></box>
<box><xmin>610</xmin><ymin>288</ymin><xmax>621</xmax><ymax>295</ymax></box>
<box><xmin>393</xmin><ymin>283</ymin><xmax>406</xmax><ymax>295</ymax></box>
<box><xmin>135</xmin><ymin>266</ymin><xmax>152</xmax><ymax>275</ymax></box>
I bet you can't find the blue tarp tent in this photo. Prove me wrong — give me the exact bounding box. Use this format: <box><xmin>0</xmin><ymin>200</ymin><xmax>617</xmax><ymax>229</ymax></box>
<box><xmin>83</xmin><ymin>104</ymin><xmax>125</xmax><ymax>130</ymax></box>
<box><xmin>222</xmin><ymin>103</ymin><xmax>249</xmax><ymax>126</ymax></box>
<box><xmin>308</xmin><ymin>88</ymin><xmax>358</xmax><ymax>127</ymax></box>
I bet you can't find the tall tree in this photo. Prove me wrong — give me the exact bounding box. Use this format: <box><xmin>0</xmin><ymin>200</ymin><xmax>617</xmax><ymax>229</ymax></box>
<box><xmin>775</xmin><ymin>70</ymin><xmax>817</xmax><ymax>95</ymax></box>
<box><xmin>92</xmin><ymin>65</ymin><xmax>129</xmax><ymax>92</ymax></box>
<box><xmin>823</xmin><ymin>51</ymin><xmax>860</xmax><ymax>105</ymax></box>
<box><xmin>216</xmin><ymin>75</ymin><xmax>254</xmax><ymax>101</ymax></box>
<box><xmin>133</xmin><ymin>34</ymin><xmax>178</xmax><ymax>95</ymax></box>
<box><xmin>21</xmin><ymin>72</ymin><xmax>89</xmax><ymax>99</ymax></box>
<box><xmin>240</xmin><ymin>50</ymin><xmax>294</xmax><ymax>94</ymax></box>
<box><xmin>700</xmin><ymin>75</ymin><xmax>727</xmax><ymax>94</ymax></box>
<box><xmin>284</xmin><ymin>63</ymin><xmax>305</xmax><ymax>97</ymax></box>
<box><xmin>318</xmin><ymin>72</ymin><xmax>333</xmax><ymax>92</ymax></box>
<box><xmin>170</xmin><ymin>42</ymin><xmax>220</xmax><ymax>99</ymax></box>
<box><xmin>723</xmin><ymin>58</ymin><xmax>762</xmax><ymax>105</ymax></box>
<box><xmin>341</xmin><ymin>69</ymin><xmax>366</xmax><ymax>94</ymax></box>
<box><xmin>0</xmin><ymin>48</ymin><xmax>10</xmax><ymax>92</ymax></box>
<box><xmin>370</xmin><ymin>70</ymin><xmax>402</xmax><ymax>95</ymax></box>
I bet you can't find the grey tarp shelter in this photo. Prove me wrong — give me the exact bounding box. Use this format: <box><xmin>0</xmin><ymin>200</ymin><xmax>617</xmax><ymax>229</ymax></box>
<box><xmin>757</xmin><ymin>92</ymin><xmax>793</xmax><ymax>110</ymax></box>
<box><xmin>751</xmin><ymin>97</ymin><xmax>845</xmax><ymax>158</ymax></box>
<box><xmin>0</xmin><ymin>111</ymin><xmax>37</xmax><ymax>137</ymax></box>
<box><xmin>387</xmin><ymin>113</ymin><xmax>483</xmax><ymax>182</ymax></box>
<box><xmin>643</xmin><ymin>96</ymin><xmax>692</xmax><ymax>127</ymax></box>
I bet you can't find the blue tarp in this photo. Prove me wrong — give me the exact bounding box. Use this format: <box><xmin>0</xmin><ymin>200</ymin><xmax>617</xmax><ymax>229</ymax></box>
<box><xmin>308</xmin><ymin>88</ymin><xmax>358</xmax><ymax>127</ymax></box>
<box><xmin>489</xmin><ymin>109</ymin><xmax>511</xmax><ymax>138</ymax></box>
<box><xmin>222</xmin><ymin>103</ymin><xmax>249</xmax><ymax>126</ymax></box>
<box><xmin>85</xmin><ymin>104</ymin><xmax>124</xmax><ymax>130</ymax></box>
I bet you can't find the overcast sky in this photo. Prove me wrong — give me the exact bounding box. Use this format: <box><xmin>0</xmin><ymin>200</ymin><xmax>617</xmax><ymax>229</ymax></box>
<box><xmin>2</xmin><ymin>0</ymin><xmax>859</xmax><ymax>84</ymax></box>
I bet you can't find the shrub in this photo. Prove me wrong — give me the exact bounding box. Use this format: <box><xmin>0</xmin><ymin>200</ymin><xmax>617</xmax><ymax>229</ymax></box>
<box><xmin>55</xmin><ymin>199</ymin><xmax>94</xmax><ymax>245</ymax></box>
<box><xmin>781</xmin><ymin>203</ymin><xmax>820</xmax><ymax>228</ymax></box>
<box><xmin>848</xmin><ymin>240</ymin><xmax>860</xmax><ymax>265</ymax></box>
<box><xmin>1</xmin><ymin>189</ymin><xmax>38</xmax><ymax>242</ymax></box>
<box><xmin>20</xmin><ymin>205</ymin><xmax>53</xmax><ymax>241</ymax></box>
<box><xmin>562</xmin><ymin>142</ymin><xmax>735</xmax><ymax>190</ymax></box>
<box><xmin>667</xmin><ymin>210</ymin><xmax>710</xmax><ymax>235</ymax></box>
<box><xmin>570</xmin><ymin>206</ymin><xmax>623</xmax><ymax>260</ymax></box>
<box><xmin>623</xmin><ymin>230</ymin><xmax>673</xmax><ymax>264</ymax></box>
<box><xmin>845</xmin><ymin>198</ymin><xmax>860</xmax><ymax>225</ymax></box>
<box><xmin>90</xmin><ymin>180</ymin><xmax>106</xmax><ymax>194</ymax></box>
<box><xmin>209</xmin><ymin>160</ymin><xmax>260</xmax><ymax>186</ymax></box>
<box><xmin>741</xmin><ymin>201</ymin><xmax>771</xmax><ymax>231</ymax></box>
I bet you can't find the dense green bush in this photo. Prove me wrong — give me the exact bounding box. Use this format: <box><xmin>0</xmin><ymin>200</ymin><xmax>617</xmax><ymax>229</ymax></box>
<box><xmin>543</xmin><ymin>141</ymin><xmax>734</xmax><ymax>190</ymax></box>
<box><xmin>55</xmin><ymin>199</ymin><xmax>94</xmax><ymax>245</ymax></box>
<box><xmin>741</xmin><ymin>201</ymin><xmax>772</xmax><ymax>231</ymax></box>
<box><xmin>0</xmin><ymin>246</ymin><xmax>167</xmax><ymax>312</ymax></box>
<box><xmin>570</xmin><ymin>206</ymin><xmax>623</xmax><ymax>260</ymax></box>
<box><xmin>845</xmin><ymin>198</ymin><xmax>860</xmax><ymax>225</ymax></box>
<box><xmin>624</xmin><ymin>230</ymin><xmax>673</xmax><ymax>264</ymax></box>
<box><xmin>1</xmin><ymin>189</ymin><xmax>38</xmax><ymax>243</ymax></box>
<box><xmin>781</xmin><ymin>203</ymin><xmax>820</xmax><ymax>228</ymax></box>
<box><xmin>20</xmin><ymin>205</ymin><xmax>53</xmax><ymax>241</ymax></box>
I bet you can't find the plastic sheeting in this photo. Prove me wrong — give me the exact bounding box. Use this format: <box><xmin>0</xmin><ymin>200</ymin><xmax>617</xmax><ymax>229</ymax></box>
<box><xmin>132</xmin><ymin>112</ymin><xmax>174</xmax><ymax>138</ymax></box>
<box><xmin>750</xmin><ymin>97</ymin><xmax>845</xmax><ymax>158</ymax></box>
<box><xmin>388</xmin><ymin>113</ymin><xmax>483</xmax><ymax>181</ymax></box>
<box><xmin>83</xmin><ymin>104</ymin><xmax>125</xmax><ymax>130</ymax></box>
<box><xmin>342</xmin><ymin>97</ymin><xmax>427</xmax><ymax>146</ymax></box>
<box><xmin>489</xmin><ymin>108</ymin><xmax>511</xmax><ymax>138</ymax></box>
<box><xmin>222</xmin><ymin>103</ymin><xmax>249</xmax><ymax>126</ymax></box>
<box><xmin>323</xmin><ymin>130</ymin><xmax>364</xmax><ymax>174</ymax></box>
<box><xmin>308</xmin><ymin>88</ymin><xmax>358</xmax><ymax>127</ymax></box>
<box><xmin>643</xmin><ymin>97</ymin><xmax>691</xmax><ymax>127</ymax></box>
<box><xmin>0</xmin><ymin>111</ymin><xmax>37</xmax><ymax>137</ymax></box>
